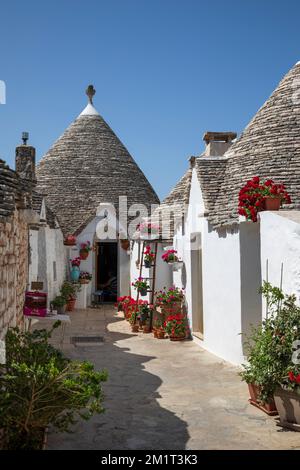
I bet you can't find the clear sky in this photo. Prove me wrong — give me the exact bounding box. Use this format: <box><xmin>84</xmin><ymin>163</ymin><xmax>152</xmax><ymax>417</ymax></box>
<box><xmin>0</xmin><ymin>0</ymin><xmax>299</xmax><ymax>199</ymax></box>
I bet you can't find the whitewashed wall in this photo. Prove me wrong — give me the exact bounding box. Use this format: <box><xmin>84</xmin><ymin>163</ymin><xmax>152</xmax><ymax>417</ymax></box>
<box><xmin>29</xmin><ymin>225</ymin><xmax>65</xmax><ymax>304</ymax></box>
<box><xmin>260</xmin><ymin>212</ymin><xmax>300</xmax><ymax>303</ymax></box>
<box><xmin>76</xmin><ymin>209</ymin><xmax>130</xmax><ymax>305</ymax></box>
<box><xmin>172</xmin><ymin>167</ymin><xmax>261</xmax><ymax>365</ymax></box>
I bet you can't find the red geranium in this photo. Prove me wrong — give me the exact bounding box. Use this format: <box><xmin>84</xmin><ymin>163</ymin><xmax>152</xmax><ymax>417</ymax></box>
<box><xmin>238</xmin><ymin>177</ymin><xmax>291</xmax><ymax>222</ymax></box>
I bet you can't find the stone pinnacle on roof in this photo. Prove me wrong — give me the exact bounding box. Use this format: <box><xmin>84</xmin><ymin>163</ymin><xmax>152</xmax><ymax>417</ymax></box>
<box><xmin>86</xmin><ymin>84</ymin><xmax>96</xmax><ymax>104</ymax></box>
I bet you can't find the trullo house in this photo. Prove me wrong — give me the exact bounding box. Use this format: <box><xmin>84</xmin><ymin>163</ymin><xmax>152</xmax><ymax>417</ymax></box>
<box><xmin>138</xmin><ymin>61</ymin><xmax>300</xmax><ymax>365</ymax></box>
<box><xmin>36</xmin><ymin>86</ymin><xmax>159</xmax><ymax>307</ymax></box>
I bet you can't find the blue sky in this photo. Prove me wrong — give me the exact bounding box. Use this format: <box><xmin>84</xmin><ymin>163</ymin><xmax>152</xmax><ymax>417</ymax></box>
<box><xmin>0</xmin><ymin>0</ymin><xmax>299</xmax><ymax>199</ymax></box>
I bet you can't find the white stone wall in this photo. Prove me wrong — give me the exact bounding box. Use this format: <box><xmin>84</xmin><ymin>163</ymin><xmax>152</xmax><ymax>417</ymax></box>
<box><xmin>260</xmin><ymin>212</ymin><xmax>300</xmax><ymax>304</ymax></box>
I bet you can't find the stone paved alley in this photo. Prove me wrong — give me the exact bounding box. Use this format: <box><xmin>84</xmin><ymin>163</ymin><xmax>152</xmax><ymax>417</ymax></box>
<box><xmin>46</xmin><ymin>306</ymin><xmax>300</xmax><ymax>450</ymax></box>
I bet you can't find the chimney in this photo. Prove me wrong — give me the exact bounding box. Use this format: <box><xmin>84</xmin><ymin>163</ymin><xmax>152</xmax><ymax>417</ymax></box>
<box><xmin>203</xmin><ymin>131</ymin><xmax>237</xmax><ymax>157</ymax></box>
<box><xmin>15</xmin><ymin>132</ymin><xmax>37</xmax><ymax>186</ymax></box>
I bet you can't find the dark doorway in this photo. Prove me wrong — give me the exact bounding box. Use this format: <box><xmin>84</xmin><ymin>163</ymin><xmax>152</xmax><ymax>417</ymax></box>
<box><xmin>96</xmin><ymin>242</ymin><xmax>118</xmax><ymax>302</ymax></box>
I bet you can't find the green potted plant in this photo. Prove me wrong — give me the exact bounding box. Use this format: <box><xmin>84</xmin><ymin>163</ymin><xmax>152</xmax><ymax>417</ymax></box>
<box><xmin>60</xmin><ymin>281</ymin><xmax>81</xmax><ymax>311</ymax></box>
<box><xmin>153</xmin><ymin>311</ymin><xmax>166</xmax><ymax>339</ymax></box>
<box><xmin>0</xmin><ymin>324</ymin><xmax>107</xmax><ymax>450</ymax></box>
<box><xmin>240</xmin><ymin>282</ymin><xmax>300</xmax><ymax>415</ymax></box>
<box><xmin>51</xmin><ymin>295</ymin><xmax>66</xmax><ymax>314</ymax></box>
<box><xmin>129</xmin><ymin>311</ymin><xmax>139</xmax><ymax>333</ymax></box>
<box><xmin>132</xmin><ymin>277</ymin><xmax>149</xmax><ymax>297</ymax></box>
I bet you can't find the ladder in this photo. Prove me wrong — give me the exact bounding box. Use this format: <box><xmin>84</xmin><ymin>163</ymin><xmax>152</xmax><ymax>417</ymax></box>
<box><xmin>134</xmin><ymin>240</ymin><xmax>158</xmax><ymax>330</ymax></box>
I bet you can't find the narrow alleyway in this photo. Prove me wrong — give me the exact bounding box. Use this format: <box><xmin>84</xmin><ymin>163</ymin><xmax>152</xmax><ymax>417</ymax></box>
<box><xmin>46</xmin><ymin>306</ymin><xmax>300</xmax><ymax>450</ymax></box>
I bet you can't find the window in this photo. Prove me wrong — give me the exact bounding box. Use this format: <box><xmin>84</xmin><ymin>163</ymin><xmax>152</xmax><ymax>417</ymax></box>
<box><xmin>53</xmin><ymin>261</ymin><xmax>57</xmax><ymax>281</ymax></box>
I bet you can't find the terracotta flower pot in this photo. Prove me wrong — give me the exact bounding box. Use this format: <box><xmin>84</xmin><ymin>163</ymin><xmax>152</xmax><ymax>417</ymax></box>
<box><xmin>131</xmin><ymin>324</ymin><xmax>139</xmax><ymax>333</ymax></box>
<box><xmin>66</xmin><ymin>298</ymin><xmax>76</xmax><ymax>312</ymax></box>
<box><xmin>169</xmin><ymin>334</ymin><xmax>185</xmax><ymax>341</ymax></box>
<box><xmin>64</xmin><ymin>235</ymin><xmax>76</xmax><ymax>246</ymax></box>
<box><xmin>157</xmin><ymin>329</ymin><xmax>166</xmax><ymax>339</ymax></box>
<box><xmin>247</xmin><ymin>383</ymin><xmax>277</xmax><ymax>415</ymax></box>
<box><xmin>143</xmin><ymin>325</ymin><xmax>151</xmax><ymax>333</ymax></box>
<box><xmin>264</xmin><ymin>196</ymin><xmax>281</xmax><ymax>211</ymax></box>
<box><xmin>121</xmin><ymin>239</ymin><xmax>130</xmax><ymax>251</ymax></box>
<box><xmin>80</xmin><ymin>249</ymin><xmax>89</xmax><ymax>260</ymax></box>
<box><xmin>274</xmin><ymin>387</ymin><xmax>300</xmax><ymax>430</ymax></box>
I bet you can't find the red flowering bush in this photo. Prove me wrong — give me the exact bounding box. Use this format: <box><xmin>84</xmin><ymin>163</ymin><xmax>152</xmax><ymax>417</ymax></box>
<box><xmin>238</xmin><ymin>176</ymin><xmax>291</xmax><ymax>222</ymax></box>
<box><xmin>164</xmin><ymin>314</ymin><xmax>187</xmax><ymax>338</ymax></box>
<box><xmin>155</xmin><ymin>286</ymin><xmax>184</xmax><ymax>304</ymax></box>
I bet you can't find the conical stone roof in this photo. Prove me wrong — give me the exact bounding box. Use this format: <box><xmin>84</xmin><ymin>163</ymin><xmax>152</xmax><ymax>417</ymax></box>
<box><xmin>36</xmin><ymin>88</ymin><xmax>159</xmax><ymax>236</ymax></box>
<box><xmin>199</xmin><ymin>61</ymin><xmax>300</xmax><ymax>228</ymax></box>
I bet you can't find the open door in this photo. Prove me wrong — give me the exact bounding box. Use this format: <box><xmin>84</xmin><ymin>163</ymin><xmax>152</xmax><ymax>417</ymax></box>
<box><xmin>190</xmin><ymin>233</ymin><xmax>203</xmax><ymax>338</ymax></box>
<box><xmin>96</xmin><ymin>242</ymin><xmax>118</xmax><ymax>302</ymax></box>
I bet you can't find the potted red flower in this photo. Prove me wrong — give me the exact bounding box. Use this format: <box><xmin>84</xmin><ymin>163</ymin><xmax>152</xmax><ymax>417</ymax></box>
<box><xmin>164</xmin><ymin>314</ymin><xmax>187</xmax><ymax>341</ymax></box>
<box><xmin>274</xmin><ymin>370</ymin><xmax>300</xmax><ymax>430</ymax></box>
<box><xmin>79</xmin><ymin>241</ymin><xmax>92</xmax><ymax>260</ymax></box>
<box><xmin>79</xmin><ymin>271</ymin><xmax>92</xmax><ymax>284</ymax></box>
<box><xmin>132</xmin><ymin>277</ymin><xmax>150</xmax><ymax>297</ymax></box>
<box><xmin>144</xmin><ymin>245</ymin><xmax>155</xmax><ymax>268</ymax></box>
<box><xmin>64</xmin><ymin>235</ymin><xmax>77</xmax><ymax>246</ymax></box>
<box><xmin>70</xmin><ymin>257</ymin><xmax>81</xmax><ymax>282</ymax></box>
<box><xmin>238</xmin><ymin>177</ymin><xmax>291</xmax><ymax>222</ymax></box>
<box><xmin>139</xmin><ymin>222</ymin><xmax>159</xmax><ymax>240</ymax></box>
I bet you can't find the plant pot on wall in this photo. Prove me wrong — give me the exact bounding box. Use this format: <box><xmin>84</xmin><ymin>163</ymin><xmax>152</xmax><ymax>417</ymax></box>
<box><xmin>264</xmin><ymin>197</ymin><xmax>281</xmax><ymax>211</ymax></box>
<box><xmin>80</xmin><ymin>249</ymin><xmax>89</xmax><ymax>260</ymax></box>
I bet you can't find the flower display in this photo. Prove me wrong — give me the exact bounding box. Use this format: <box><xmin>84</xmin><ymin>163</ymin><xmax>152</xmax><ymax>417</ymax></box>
<box><xmin>238</xmin><ymin>177</ymin><xmax>291</xmax><ymax>222</ymax></box>
<box><xmin>155</xmin><ymin>286</ymin><xmax>184</xmax><ymax>304</ymax></box>
<box><xmin>162</xmin><ymin>249</ymin><xmax>179</xmax><ymax>263</ymax></box>
<box><xmin>80</xmin><ymin>240</ymin><xmax>92</xmax><ymax>252</ymax></box>
<box><xmin>164</xmin><ymin>314</ymin><xmax>187</xmax><ymax>338</ymax></box>
<box><xmin>79</xmin><ymin>271</ymin><xmax>92</xmax><ymax>280</ymax></box>
<box><xmin>70</xmin><ymin>257</ymin><xmax>81</xmax><ymax>267</ymax></box>
<box><xmin>144</xmin><ymin>245</ymin><xmax>155</xmax><ymax>264</ymax></box>
<box><xmin>132</xmin><ymin>277</ymin><xmax>150</xmax><ymax>291</ymax></box>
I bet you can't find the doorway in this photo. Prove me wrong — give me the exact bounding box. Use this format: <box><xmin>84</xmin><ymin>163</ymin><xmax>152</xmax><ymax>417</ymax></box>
<box><xmin>96</xmin><ymin>242</ymin><xmax>118</xmax><ymax>302</ymax></box>
<box><xmin>190</xmin><ymin>233</ymin><xmax>204</xmax><ymax>338</ymax></box>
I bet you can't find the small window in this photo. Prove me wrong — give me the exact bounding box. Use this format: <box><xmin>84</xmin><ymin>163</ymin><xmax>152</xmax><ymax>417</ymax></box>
<box><xmin>53</xmin><ymin>261</ymin><xmax>57</xmax><ymax>281</ymax></box>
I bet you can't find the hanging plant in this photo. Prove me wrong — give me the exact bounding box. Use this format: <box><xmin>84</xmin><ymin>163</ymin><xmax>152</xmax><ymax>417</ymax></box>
<box><xmin>79</xmin><ymin>241</ymin><xmax>92</xmax><ymax>260</ymax></box>
<box><xmin>144</xmin><ymin>245</ymin><xmax>155</xmax><ymax>267</ymax></box>
<box><xmin>238</xmin><ymin>177</ymin><xmax>291</xmax><ymax>222</ymax></box>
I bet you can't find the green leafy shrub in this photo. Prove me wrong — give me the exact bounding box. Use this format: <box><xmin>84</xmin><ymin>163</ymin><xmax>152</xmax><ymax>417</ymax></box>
<box><xmin>0</xmin><ymin>324</ymin><xmax>107</xmax><ymax>450</ymax></box>
<box><xmin>240</xmin><ymin>282</ymin><xmax>300</xmax><ymax>403</ymax></box>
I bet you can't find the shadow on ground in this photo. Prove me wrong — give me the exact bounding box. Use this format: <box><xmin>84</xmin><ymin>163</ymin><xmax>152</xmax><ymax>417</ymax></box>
<box><xmin>47</xmin><ymin>311</ymin><xmax>189</xmax><ymax>450</ymax></box>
